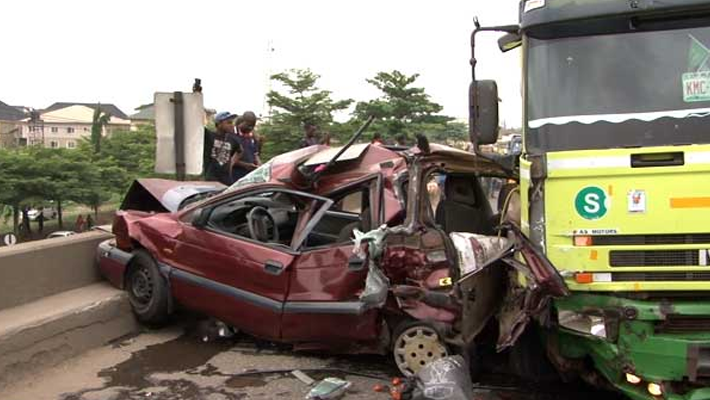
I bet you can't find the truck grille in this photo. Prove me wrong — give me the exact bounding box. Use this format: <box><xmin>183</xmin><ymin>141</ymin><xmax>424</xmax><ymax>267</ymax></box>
<box><xmin>613</xmin><ymin>272</ymin><xmax>710</xmax><ymax>281</ymax></box>
<box><xmin>591</xmin><ymin>234</ymin><xmax>710</xmax><ymax>246</ymax></box>
<box><xmin>610</xmin><ymin>250</ymin><xmax>700</xmax><ymax>267</ymax></box>
<box><xmin>656</xmin><ymin>315</ymin><xmax>710</xmax><ymax>334</ymax></box>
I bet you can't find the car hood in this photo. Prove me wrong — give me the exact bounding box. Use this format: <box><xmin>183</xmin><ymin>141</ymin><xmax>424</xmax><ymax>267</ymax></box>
<box><xmin>120</xmin><ymin>178</ymin><xmax>225</xmax><ymax>213</ymax></box>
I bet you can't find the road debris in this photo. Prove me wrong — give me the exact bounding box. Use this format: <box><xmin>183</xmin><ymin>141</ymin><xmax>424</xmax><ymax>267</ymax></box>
<box><xmin>306</xmin><ymin>377</ymin><xmax>352</xmax><ymax>399</ymax></box>
<box><xmin>292</xmin><ymin>369</ymin><xmax>316</xmax><ymax>386</ymax></box>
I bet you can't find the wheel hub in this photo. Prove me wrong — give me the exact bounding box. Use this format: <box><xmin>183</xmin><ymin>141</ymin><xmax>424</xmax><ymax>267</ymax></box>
<box><xmin>131</xmin><ymin>268</ymin><xmax>153</xmax><ymax>304</ymax></box>
<box><xmin>394</xmin><ymin>325</ymin><xmax>448</xmax><ymax>376</ymax></box>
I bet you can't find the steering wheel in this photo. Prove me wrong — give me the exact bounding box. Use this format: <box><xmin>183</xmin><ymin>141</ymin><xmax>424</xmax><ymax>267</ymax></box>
<box><xmin>247</xmin><ymin>206</ymin><xmax>279</xmax><ymax>243</ymax></box>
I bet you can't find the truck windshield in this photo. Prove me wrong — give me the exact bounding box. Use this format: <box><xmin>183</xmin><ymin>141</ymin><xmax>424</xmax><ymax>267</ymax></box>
<box><xmin>526</xmin><ymin>26</ymin><xmax>710</xmax><ymax>152</ymax></box>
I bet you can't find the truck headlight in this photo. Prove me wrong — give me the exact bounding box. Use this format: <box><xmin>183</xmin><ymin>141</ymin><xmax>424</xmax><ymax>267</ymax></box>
<box><xmin>558</xmin><ymin>310</ymin><xmax>607</xmax><ymax>339</ymax></box>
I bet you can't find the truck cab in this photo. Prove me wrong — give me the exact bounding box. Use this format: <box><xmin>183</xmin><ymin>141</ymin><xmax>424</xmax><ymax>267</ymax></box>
<box><xmin>470</xmin><ymin>1</ymin><xmax>710</xmax><ymax>399</ymax></box>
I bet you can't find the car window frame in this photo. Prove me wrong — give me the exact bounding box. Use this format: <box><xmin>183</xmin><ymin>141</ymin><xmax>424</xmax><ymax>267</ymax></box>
<box><xmin>301</xmin><ymin>174</ymin><xmax>383</xmax><ymax>251</ymax></box>
<box><xmin>182</xmin><ymin>186</ymin><xmax>333</xmax><ymax>255</ymax></box>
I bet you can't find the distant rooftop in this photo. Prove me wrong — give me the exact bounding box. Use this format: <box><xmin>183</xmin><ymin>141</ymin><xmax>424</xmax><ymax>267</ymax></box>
<box><xmin>0</xmin><ymin>100</ymin><xmax>27</xmax><ymax>121</ymax></box>
<box><xmin>130</xmin><ymin>103</ymin><xmax>155</xmax><ymax>121</ymax></box>
<box><xmin>43</xmin><ymin>102</ymin><xmax>129</xmax><ymax>120</ymax></box>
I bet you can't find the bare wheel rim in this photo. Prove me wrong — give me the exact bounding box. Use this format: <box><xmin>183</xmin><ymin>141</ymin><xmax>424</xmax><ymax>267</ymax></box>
<box><xmin>130</xmin><ymin>266</ymin><xmax>153</xmax><ymax>307</ymax></box>
<box><xmin>393</xmin><ymin>325</ymin><xmax>448</xmax><ymax>376</ymax></box>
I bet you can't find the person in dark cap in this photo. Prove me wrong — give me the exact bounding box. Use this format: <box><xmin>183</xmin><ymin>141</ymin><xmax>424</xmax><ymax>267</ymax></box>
<box><xmin>231</xmin><ymin>111</ymin><xmax>260</xmax><ymax>182</ymax></box>
<box><xmin>203</xmin><ymin>111</ymin><xmax>242</xmax><ymax>185</ymax></box>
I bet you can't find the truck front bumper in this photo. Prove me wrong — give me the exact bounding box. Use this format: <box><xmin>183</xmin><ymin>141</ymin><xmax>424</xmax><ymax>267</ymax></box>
<box><xmin>553</xmin><ymin>293</ymin><xmax>710</xmax><ymax>400</ymax></box>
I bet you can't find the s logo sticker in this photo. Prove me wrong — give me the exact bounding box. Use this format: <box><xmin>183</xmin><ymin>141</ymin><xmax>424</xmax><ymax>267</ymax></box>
<box><xmin>575</xmin><ymin>186</ymin><xmax>609</xmax><ymax>220</ymax></box>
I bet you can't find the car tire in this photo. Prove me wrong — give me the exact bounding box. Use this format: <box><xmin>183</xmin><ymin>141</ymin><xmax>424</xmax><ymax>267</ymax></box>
<box><xmin>126</xmin><ymin>250</ymin><xmax>170</xmax><ymax>326</ymax></box>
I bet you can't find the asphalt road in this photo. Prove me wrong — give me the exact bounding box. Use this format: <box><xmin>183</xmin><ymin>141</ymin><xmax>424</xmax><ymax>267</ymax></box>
<box><xmin>1</xmin><ymin>318</ymin><xmax>623</xmax><ymax>400</ymax></box>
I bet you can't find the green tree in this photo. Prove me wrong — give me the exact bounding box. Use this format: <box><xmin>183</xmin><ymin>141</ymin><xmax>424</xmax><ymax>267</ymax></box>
<box><xmin>70</xmin><ymin>157</ymin><xmax>126</xmax><ymax>219</ymax></box>
<box><xmin>261</xmin><ymin>69</ymin><xmax>353</xmax><ymax>158</ymax></box>
<box><xmin>91</xmin><ymin>106</ymin><xmax>110</xmax><ymax>154</ymax></box>
<box><xmin>353</xmin><ymin>70</ymin><xmax>452</xmax><ymax>142</ymax></box>
<box><xmin>426</xmin><ymin>120</ymin><xmax>469</xmax><ymax>146</ymax></box>
<box><xmin>79</xmin><ymin>124</ymin><xmax>156</xmax><ymax>188</ymax></box>
<box><xmin>0</xmin><ymin>125</ymin><xmax>154</xmax><ymax>235</ymax></box>
<box><xmin>0</xmin><ymin>149</ymin><xmax>38</xmax><ymax>234</ymax></box>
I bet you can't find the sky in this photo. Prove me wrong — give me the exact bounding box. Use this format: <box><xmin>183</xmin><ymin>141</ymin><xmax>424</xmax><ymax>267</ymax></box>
<box><xmin>0</xmin><ymin>0</ymin><xmax>522</xmax><ymax>127</ymax></box>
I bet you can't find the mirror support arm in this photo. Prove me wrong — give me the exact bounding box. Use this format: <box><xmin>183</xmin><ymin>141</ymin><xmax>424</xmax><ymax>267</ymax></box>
<box><xmin>469</xmin><ymin>20</ymin><xmax>520</xmax><ymax>155</ymax></box>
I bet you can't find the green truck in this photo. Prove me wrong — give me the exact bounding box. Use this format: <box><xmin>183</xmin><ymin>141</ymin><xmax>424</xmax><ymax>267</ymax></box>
<box><xmin>469</xmin><ymin>1</ymin><xmax>710</xmax><ymax>399</ymax></box>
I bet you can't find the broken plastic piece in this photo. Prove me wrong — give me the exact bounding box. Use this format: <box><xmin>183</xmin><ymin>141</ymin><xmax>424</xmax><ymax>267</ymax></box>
<box><xmin>292</xmin><ymin>369</ymin><xmax>316</xmax><ymax>386</ymax></box>
<box><xmin>306</xmin><ymin>377</ymin><xmax>352</xmax><ymax>399</ymax></box>
<box><xmin>359</xmin><ymin>262</ymin><xmax>389</xmax><ymax>309</ymax></box>
<box><xmin>353</xmin><ymin>225</ymin><xmax>391</xmax><ymax>310</ymax></box>
<box><xmin>352</xmin><ymin>225</ymin><xmax>389</xmax><ymax>259</ymax></box>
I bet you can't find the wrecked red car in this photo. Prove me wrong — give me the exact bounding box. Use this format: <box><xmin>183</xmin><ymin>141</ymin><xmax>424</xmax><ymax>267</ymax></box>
<box><xmin>97</xmin><ymin>140</ymin><xmax>567</xmax><ymax>376</ymax></box>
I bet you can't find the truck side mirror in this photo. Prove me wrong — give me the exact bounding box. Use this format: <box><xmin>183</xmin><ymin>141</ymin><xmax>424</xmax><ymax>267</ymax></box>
<box><xmin>498</xmin><ymin>32</ymin><xmax>522</xmax><ymax>52</ymax></box>
<box><xmin>469</xmin><ymin>80</ymin><xmax>500</xmax><ymax>145</ymax></box>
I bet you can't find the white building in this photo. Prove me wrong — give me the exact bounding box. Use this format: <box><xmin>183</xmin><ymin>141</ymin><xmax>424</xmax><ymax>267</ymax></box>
<box><xmin>22</xmin><ymin>102</ymin><xmax>131</xmax><ymax>149</ymax></box>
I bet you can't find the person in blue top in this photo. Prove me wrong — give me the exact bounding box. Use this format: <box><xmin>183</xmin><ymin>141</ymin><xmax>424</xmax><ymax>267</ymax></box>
<box><xmin>231</xmin><ymin>111</ymin><xmax>260</xmax><ymax>183</ymax></box>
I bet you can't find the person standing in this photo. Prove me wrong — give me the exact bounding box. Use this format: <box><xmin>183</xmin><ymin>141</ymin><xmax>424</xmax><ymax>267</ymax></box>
<box><xmin>204</xmin><ymin>112</ymin><xmax>241</xmax><ymax>185</ymax></box>
<box><xmin>231</xmin><ymin>111</ymin><xmax>260</xmax><ymax>183</ymax></box>
<box><xmin>37</xmin><ymin>212</ymin><xmax>45</xmax><ymax>234</ymax></box>
<box><xmin>371</xmin><ymin>132</ymin><xmax>385</xmax><ymax>146</ymax></box>
<box><xmin>299</xmin><ymin>122</ymin><xmax>329</xmax><ymax>148</ymax></box>
<box><xmin>86</xmin><ymin>213</ymin><xmax>94</xmax><ymax>230</ymax></box>
<box><xmin>21</xmin><ymin>206</ymin><xmax>32</xmax><ymax>236</ymax></box>
<box><xmin>75</xmin><ymin>214</ymin><xmax>85</xmax><ymax>233</ymax></box>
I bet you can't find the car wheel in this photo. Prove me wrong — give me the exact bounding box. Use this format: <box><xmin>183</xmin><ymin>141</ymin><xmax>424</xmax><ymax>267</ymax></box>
<box><xmin>126</xmin><ymin>250</ymin><xmax>170</xmax><ymax>326</ymax></box>
<box><xmin>393</xmin><ymin>322</ymin><xmax>449</xmax><ymax>376</ymax></box>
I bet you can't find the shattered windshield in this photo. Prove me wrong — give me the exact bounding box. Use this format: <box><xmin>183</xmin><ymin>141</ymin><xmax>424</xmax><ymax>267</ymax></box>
<box><xmin>527</xmin><ymin>25</ymin><xmax>710</xmax><ymax>152</ymax></box>
<box><xmin>224</xmin><ymin>162</ymin><xmax>272</xmax><ymax>193</ymax></box>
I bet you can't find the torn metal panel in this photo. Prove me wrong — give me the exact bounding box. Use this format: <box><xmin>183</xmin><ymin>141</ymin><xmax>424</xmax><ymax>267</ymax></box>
<box><xmin>304</xmin><ymin>143</ymin><xmax>370</xmax><ymax>166</ymax></box>
<box><xmin>120</xmin><ymin>179</ymin><xmax>224</xmax><ymax>213</ymax></box>
<box><xmin>450</xmin><ymin>233</ymin><xmax>513</xmax><ymax>276</ymax></box>
<box><xmin>353</xmin><ymin>226</ymin><xmax>391</xmax><ymax>310</ymax></box>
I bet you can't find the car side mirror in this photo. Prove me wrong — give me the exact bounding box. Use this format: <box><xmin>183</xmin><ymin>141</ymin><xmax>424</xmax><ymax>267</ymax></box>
<box><xmin>192</xmin><ymin>208</ymin><xmax>210</xmax><ymax>229</ymax></box>
<box><xmin>469</xmin><ymin>80</ymin><xmax>500</xmax><ymax>146</ymax></box>
<box><xmin>498</xmin><ymin>32</ymin><xmax>522</xmax><ymax>53</ymax></box>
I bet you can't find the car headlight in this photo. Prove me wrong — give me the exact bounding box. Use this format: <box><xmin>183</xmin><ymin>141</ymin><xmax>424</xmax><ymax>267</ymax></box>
<box><xmin>558</xmin><ymin>310</ymin><xmax>607</xmax><ymax>339</ymax></box>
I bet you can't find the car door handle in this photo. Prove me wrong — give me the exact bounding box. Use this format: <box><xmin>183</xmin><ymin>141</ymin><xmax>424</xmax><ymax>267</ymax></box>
<box><xmin>264</xmin><ymin>260</ymin><xmax>285</xmax><ymax>275</ymax></box>
<box><xmin>348</xmin><ymin>255</ymin><xmax>366</xmax><ymax>272</ymax></box>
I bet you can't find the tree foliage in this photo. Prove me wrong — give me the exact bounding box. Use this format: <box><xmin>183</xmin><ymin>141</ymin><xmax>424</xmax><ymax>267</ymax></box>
<box><xmin>85</xmin><ymin>124</ymin><xmax>156</xmax><ymax>185</ymax></box>
<box><xmin>353</xmin><ymin>70</ymin><xmax>453</xmax><ymax>143</ymax></box>
<box><xmin>0</xmin><ymin>125</ymin><xmax>155</xmax><ymax>234</ymax></box>
<box><xmin>260</xmin><ymin>69</ymin><xmax>353</xmax><ymax>158</ymax></box>
<box><xmin>91</xmin><ymin>106</ymin><xmax>110</xmax><ymax>154</ymax></box>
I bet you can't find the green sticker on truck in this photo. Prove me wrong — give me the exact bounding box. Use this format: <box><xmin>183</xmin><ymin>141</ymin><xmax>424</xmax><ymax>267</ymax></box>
<box><xmin>684</xmin><ymin>35</ymin><xmax>710</xmax><ymax>102</ymax></box>
<box><xmin>575</xmin><ymin>186</ymin><xmax>608</xmax><ymax>220</ymax></box>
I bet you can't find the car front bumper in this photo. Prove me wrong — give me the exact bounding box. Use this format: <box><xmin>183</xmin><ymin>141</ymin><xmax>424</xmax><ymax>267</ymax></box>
<box><xmin>96</xmin><ymin>239</ymin><xmax>134</xmax><ymax>289</ymax></box>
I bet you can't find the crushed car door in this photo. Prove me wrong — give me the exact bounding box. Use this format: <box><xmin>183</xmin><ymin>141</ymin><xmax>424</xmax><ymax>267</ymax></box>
<box><xmin>281</xmin><ymin>176</ymin><xmax>383</xmax><ymax>345</ymax></box>
<box><xmin>457</xmin><ymin>224</ymin><xmax>569</xmax><ymax>351</ymax></box>
<box><xmin>170</xmin><ymin>187</ymin><xmax>332</xmax><ymax>341</ymax></box>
